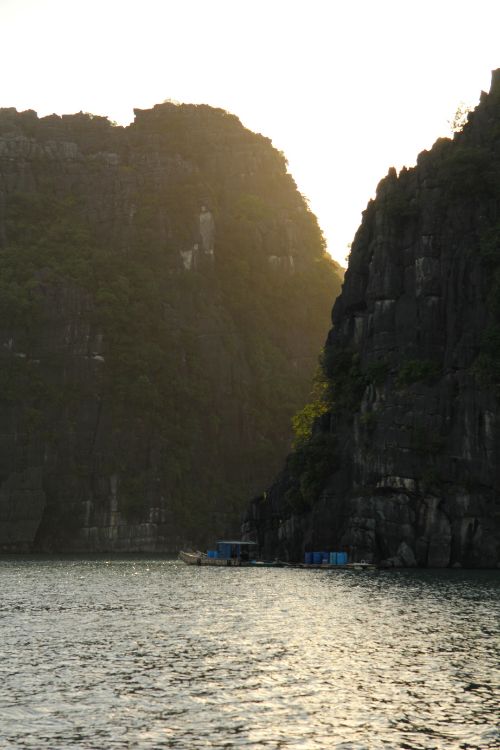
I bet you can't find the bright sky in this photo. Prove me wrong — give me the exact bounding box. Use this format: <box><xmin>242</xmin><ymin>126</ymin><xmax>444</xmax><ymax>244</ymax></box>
<box><xmin>1</xmin><ymin>0</ymin><xmax>500</xmax><ymax>265</ymax></box>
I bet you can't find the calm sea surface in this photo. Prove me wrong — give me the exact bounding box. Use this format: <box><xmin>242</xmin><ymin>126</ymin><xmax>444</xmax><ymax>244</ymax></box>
<box><xmin>0</xmin><ymin>558</ymin><xmax>498</xmax><ymax>750</ymax></box>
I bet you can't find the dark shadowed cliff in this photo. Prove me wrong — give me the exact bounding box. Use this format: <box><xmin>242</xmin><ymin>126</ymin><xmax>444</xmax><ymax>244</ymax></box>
<box><xmin>244</xmin><ymin>71</ymin><xmax>500</xmax><ymax>568</ymax></box>
<box><xmin>0</xmin><ymin>103</ymin><xmax>342</xmax><ymax>552</ymax></box>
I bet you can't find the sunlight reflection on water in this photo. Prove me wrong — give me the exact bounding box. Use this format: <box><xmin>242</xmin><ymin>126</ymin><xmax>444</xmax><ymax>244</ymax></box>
<box><xmin>0</xmin><ymin>558</ymin><xmax>498</xmax><ymax>749</ymax></box>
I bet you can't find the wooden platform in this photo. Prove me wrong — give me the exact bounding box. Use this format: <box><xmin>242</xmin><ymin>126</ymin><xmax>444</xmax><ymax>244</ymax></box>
<box><xmin>179</xmin><ymin>551</ymin><xmax>376</xmax><ymax>570</ymax></box>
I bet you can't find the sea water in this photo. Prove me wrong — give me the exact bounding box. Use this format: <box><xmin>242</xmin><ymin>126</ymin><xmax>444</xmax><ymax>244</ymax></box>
<box><xmin>0</xmin><ymin>557</ymin><xmax>498</xmax><ymax>749</ymax></box>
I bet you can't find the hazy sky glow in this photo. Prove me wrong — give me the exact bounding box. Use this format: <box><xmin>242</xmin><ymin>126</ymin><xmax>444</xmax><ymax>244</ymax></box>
<box><xmin>1</xmin><ymin>0</ymin><xmax>500</xmax><ymax>263</ymax></box>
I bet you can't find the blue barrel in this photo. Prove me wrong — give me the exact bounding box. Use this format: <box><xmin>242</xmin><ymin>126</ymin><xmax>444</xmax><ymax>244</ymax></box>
<box><xmin>321</xmin><ymin>552</ymin><xmax>329</xmax><ymax>564</ymax></box>
<box><xmin>305</xmin><ymin>552</ymin><xmax>313</xmax><ymax>564</ymax></box>
<box><xmin>207</xmin><ymin>550</ymin><xmax>218</xmax><ymax>559</ymax></box>
<box><xmin>337</xmin><ymin>551</ymin><xmax>348</xmax><ymax>565</ymax></box>
<box><xmin>329</xmin><ymin>552</ymin><xmax>337</xmax><ymax>565</ymax></box>
<box><xmin>313</xmin><ymin>551</ymin><xmax>322</xmax><ymax>564</ymax></box>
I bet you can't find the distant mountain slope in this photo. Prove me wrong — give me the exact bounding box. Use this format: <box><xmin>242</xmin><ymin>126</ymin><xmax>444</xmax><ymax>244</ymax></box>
<box><xmin>244</xmin><ymin>70</ymin><xmax>500</xmax><ymax>568</ymax></box>
<box><xmin>0</xmin><ymin>103</ymin><xmax>342</xmax><ymax>552</ymax></box>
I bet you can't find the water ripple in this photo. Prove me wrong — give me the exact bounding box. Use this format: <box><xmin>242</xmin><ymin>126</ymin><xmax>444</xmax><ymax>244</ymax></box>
<box><xmin>0</xmin><ymin>559</ymin><xmax>498</xmax><ymax>749</ymax></box>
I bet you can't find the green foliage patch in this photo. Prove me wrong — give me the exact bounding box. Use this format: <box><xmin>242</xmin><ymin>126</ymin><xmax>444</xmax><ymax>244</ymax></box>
<box><xmin>365</xmin><ymin>360</ymin><xmax>390</xmax><ymax>385</ymax></box>
<box><xmin>292</xmin><ymin>363</ymin><xmax>331</xmax><ymax>447</ymax></box>
<box><xmin>286</xmin><ymin>347</ymin><xmax>390</xmax><ymax>508</ymax></box>
<box><xmin>396</xmin><ymin>359</ymin><xmax>441</xmax><ymax>387</ymax></box>
<box><xmin>322</xmin><ymin>346</ymin><xmax>367</xmax><ymax>412</ymax></box>
<box><xmin>285</xmin><ymin>432</ymin><xmax>339</xmax><ymax>510</ymax></box>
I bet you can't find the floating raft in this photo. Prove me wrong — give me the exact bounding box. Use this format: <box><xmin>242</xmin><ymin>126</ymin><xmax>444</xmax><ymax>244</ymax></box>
<box><xmin>179</xmin><ymin>551</ymin><xmax>376</xmax><ymax>571</ymax></box>
<box><xmin>179</xmin><ymin>542</ymin><xmax>376</xmax><ymax>570</ymax></box>
<box><xmin>290</xmin><ymin>561</ymin><xmax>377</xmax><ymax>571</ymax></box>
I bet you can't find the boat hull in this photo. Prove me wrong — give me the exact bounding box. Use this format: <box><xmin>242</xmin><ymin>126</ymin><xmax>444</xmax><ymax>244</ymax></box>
<box><xmin>178</xmin><ymin>551</ymin><xmax>253</xmax><ymax>567</ymax></box>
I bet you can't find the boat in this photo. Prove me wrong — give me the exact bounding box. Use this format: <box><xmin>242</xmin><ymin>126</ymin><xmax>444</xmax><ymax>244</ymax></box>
<box><xmin>179</xmin><ymin>540</ymin><xmax>259</xmax><ymax>567</ymax></box>
<box><xmin>347</xmin><ymin>561</ymin><xmax>377</xmax><ymax>571</ymax></box>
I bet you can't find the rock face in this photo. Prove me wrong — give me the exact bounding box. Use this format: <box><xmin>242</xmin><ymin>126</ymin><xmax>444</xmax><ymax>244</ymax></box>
<box><xmin>0</xmin><ymin>103</ymin><xmax>342</xmax><ymax>552</ymax></box>
<box><xmin>244</xmin><ymin>71</ymin><xmax>500</xmax><ymax>568</ymax></box>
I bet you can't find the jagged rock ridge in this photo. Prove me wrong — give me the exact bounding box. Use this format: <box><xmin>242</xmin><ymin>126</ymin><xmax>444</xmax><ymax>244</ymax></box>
<box><xmin>244</xmin><ymin>71</ymin><xmax>500</xmax><ymax>568</ymax></box>
<box><xmin>0</xmin><ymin>103</ymin><xmax>342</xmax><ymax>552</ymax></box>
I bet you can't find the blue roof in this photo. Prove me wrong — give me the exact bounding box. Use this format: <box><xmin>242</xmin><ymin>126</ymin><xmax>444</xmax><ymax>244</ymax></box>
<box><xmin>217</xmin><ymin>540</ymin><xmax>257</xmax><ymax>545</ymax></box>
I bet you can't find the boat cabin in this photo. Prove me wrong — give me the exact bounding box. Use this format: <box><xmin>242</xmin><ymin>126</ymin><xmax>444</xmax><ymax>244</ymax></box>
<box><xmin>215</xmin><ymin>540</ymin><xmax>257</xmax><ymax>562</ymax></box>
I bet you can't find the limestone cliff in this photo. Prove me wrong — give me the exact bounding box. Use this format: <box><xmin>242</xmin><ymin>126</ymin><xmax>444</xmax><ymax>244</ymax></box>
<box><xmin>0</xmin><ymin>103</ymin><xmax>342</xmax><ymax>552</ymax></box>
<box><xmin>244</xmin><ymin>71</ymin><xmax>500</xmax><ymax>568</ymax></box>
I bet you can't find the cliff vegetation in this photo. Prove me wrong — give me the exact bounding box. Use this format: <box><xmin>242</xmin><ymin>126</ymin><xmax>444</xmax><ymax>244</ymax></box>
<box><xmin>0</xmin><ymin>104</ymin><xmax>342</xmax><ymax>551</ymax></box>
<box><xmin>244</xmin><ymin>71</ymin><xmax>500</xmax><ymax>568</ymax></box>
